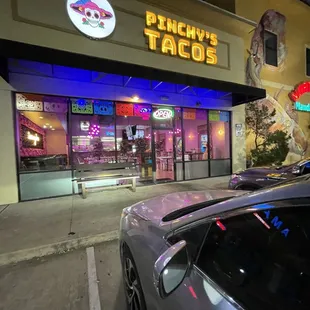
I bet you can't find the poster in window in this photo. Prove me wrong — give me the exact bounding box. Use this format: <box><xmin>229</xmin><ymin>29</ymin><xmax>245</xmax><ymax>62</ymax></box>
<box><xmin>44</xmin><ymin>96</ymin><xmax>68</xmax><ymax>113</ymax></box>
<box><xmin>94</xmin><ymin>100</ymin><xmax>114</xmax><ymax>115</ymax></box>
<box><xmin>71</xmin><ymin>98</ymin><xmax>93</xmax><ymax>114</ymax></box>
<box><xmin>116</xmin><ymin>103</ymin><xmax>134</xmax><ymax>116</ymax></box>
<box><xmin>16</xmin><ymin>93</ymin><xmax>43</xmax><ymax>111</ymax></box>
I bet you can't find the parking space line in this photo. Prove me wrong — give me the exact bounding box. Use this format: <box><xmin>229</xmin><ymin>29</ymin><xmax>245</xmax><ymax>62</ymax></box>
<box><xmin>87</xmin><ymin>246</ymin><xmax>101</xmax><ymax>310</ymax></box>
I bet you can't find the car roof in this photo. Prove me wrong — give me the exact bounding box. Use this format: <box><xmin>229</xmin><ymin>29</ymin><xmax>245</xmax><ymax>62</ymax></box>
<box><xmin>168</xmin><ymin>175</ymin><xmax>310</xmax><ymax>230</ymax></box>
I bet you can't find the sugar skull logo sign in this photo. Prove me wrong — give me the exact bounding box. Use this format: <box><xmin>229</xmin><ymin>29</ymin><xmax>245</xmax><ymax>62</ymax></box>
<box><xmin>66</xmin><ymin>0</ymin><xmax>116</xmax><ymax>39</ymax></box>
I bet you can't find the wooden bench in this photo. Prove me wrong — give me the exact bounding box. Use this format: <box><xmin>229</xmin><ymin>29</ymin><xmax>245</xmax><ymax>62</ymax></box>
<box><xmin>73</xmin><ymin>163</ymin><xmax>139</xmax><ymax>199</ymax></box>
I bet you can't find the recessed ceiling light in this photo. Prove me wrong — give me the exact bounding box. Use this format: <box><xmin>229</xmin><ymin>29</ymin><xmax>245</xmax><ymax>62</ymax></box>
<box><xmin>46</xmin><ymin>123</ymin><xmax>49</xmax><ymax>126</ymax></box>
<box><xmin>132</xmin><ymin>95</ymin><xmax>139</xmax><ymax>102</ymax></box>
<box><xmin>50</xmin><ymin>126</ymin><xmax>53</xmax><ymax>129</ymax></box>
<box><xmin>39</xmin><ymin>116</ymin><xmax>44</xmax><ymax>119</ymax></box>
<box><xmin>52</xmin><ymin>128</ymin><xmax>55</xmax><ymax>131</ymax></box>
<box><xmin>43</xmin><ymin>125</ymin><xmax>47</xmax><ymax>128</ymax></box>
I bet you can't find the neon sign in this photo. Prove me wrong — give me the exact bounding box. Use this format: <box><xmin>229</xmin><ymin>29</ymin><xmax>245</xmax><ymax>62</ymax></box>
<box><xmin>295</xmin><ymin>102</ymin><xmax>310</xmax><ymax>112</ymax></box>
<box><xmin>27</xmin><ymin>131</ymin><xmax>40</xmax><ymax>146</ymax></box>
<box><xmin>289</xmin><ymin>81</ymin><xmax>310</xmax><ymax>102</ymax></box>
<box><xmin>80</xmin><ymin>121</ymin><xmax>90</xmax><ymax>131</ymax></box>
<box><xmin>144</xmin><ymin>11</ymin><xmax>218</xmax><ymax>65</ymax></box>
<box><xmin>140</xmin><ymin>107</ymin><xmax>152</xmax><ymax>113</ymax></box>
<box><xmin>153</xmin><ymin>108</ymin><xmax>174</xmax><ymax>120</ymax></box>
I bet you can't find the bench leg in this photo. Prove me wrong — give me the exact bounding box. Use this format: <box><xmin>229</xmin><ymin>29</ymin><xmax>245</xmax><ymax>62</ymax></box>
<box><xmin>81</xmin><ymin>183</ymin><xmax>87</xmax><ymax>199</ymax></box>
<box><xmin>132</xmin><ymin>178</ymin><xmax>137</xmax><ymax>192</ymax></box>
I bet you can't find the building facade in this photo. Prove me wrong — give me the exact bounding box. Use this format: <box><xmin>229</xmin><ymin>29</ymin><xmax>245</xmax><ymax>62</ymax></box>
<box><xmin>7</xmin><ymin>0</ymin><xmax>306</xmax><ymax>203</ymax></box>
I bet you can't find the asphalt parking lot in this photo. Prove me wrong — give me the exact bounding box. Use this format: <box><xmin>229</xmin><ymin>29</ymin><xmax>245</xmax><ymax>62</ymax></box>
<box><xmin>0</xmin><ymin>240</ymin><xmax>125</xmax><ymax>310</ymax></box>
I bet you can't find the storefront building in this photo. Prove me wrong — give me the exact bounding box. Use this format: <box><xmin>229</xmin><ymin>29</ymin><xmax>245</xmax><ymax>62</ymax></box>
<box><xmin>0</xmin><ymin>0</ymin><xmax>265</xmax><ymax>203</ymax></box>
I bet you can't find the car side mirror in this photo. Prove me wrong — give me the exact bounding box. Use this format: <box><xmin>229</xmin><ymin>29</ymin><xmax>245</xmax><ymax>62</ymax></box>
<box><xmin>153</xmin><ymin>240</ymin><xmax>189</xmax><ymax>298</ymax></box>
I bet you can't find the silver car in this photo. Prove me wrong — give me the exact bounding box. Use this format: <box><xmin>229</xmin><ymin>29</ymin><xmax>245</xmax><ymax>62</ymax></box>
<box><xmin>119</xmin><ymin>175</ymin><xmax>310</xmax><ymax>310</ymax></box>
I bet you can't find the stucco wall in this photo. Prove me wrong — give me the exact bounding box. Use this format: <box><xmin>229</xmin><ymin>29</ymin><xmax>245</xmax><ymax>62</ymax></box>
<box><xmin>0</xmin><ymin>0</ymin><xmax>245</xmax><ymax>85</ymax></box>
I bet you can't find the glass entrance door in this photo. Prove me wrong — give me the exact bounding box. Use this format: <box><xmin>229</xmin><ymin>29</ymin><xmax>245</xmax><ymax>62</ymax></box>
<box><xmin>153</xmin><ymin>129</ymin><xmax>175</xmax><ymax>182</ymax></box>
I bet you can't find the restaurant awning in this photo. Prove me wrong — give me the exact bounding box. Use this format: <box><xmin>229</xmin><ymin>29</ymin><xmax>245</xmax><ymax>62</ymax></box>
<box><xmin>0</xmin><ymin>39</ymin><xmax>266</xmax><ymax>106</ymax></box>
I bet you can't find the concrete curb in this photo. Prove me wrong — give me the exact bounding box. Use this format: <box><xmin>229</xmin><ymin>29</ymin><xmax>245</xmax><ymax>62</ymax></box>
<box><xmin>0</xmin><ymin>230</ymin><xmax>119</xmax><ymax>267</ymax></box>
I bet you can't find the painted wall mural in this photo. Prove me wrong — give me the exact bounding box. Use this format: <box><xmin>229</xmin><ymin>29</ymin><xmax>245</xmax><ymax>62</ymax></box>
<box><xmin>245</xmin><ymin>9</ymin><xmax>309</xmax><ymax>164</ymax></box>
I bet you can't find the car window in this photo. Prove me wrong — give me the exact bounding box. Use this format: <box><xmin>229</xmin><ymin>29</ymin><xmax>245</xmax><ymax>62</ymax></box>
<box><xmin>264</xmin><ymin>174</ymin><xmax>310</xmax><ymax>189</ymax></box>
<box><xmin>196</xmin><ymin>200</ymin><xmax>310</xmax><ymax>310</ymax></box>
<box><xmin>301</xmin><ymin>161</ymin><xmax>310</xmax><ymax>175</ymax></box>
<box><xmin>168</xmin><ymin>223</ymin><xmax>210</xmax><ymax>259</ymax></box>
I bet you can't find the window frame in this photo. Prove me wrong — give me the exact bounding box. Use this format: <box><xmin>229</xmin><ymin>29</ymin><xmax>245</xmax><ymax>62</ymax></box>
<box><xmin>306</xmin><ymin>45</ymin><xmax>310</xmax><ymax>78</ymax></box>
<box><xmin>264</xmin><ymin>30</ymin><xmax>278</xmax><ymax>67</ymax></box>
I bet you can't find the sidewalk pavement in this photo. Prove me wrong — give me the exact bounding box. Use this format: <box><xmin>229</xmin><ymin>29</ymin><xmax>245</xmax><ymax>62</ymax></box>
<box><xmin>0</xmin><ymin>176</ymin><xmax>230</xmax><ymax>266</ymax></box>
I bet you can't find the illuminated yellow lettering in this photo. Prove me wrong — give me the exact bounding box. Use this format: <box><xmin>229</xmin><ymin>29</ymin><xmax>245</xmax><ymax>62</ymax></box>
<box><xmin>205</xmin><ymin>32</ymin><xmax>210</xmax><ymax>40</ymax></box>
<box><xmin>210</xmin><ymin>33</ymin><xmax>218</xmax><ymax>46</ymax></box>
<box><xmin>191</xmin><ymin>43</ymin><xmax>205</xmax><ymax>62</ymax></box>
<box><xmin>157</xmin><ymin>15</ymin><xmax>166</xmax><ymax>31</ymax></box>
<box><xmin>161</xmin><ymin>34</ymin><xmax>177</xmax><ymax>56</ymax></box>
<box><xmin>178</xmin><ymin>39</ymin><xmax>190</xmax><ymax>59</ymax></box>
<box><xmin>146</xmin><ymin>11</ymin><xmax>157</xmax><ymax>26</ymax></box>
<box><xmin>186</xmin><ymin>25</ymin><xmax>196</xmax><ymax>40</ymax></box>
<box><xmin>207</xmin><ymin>47</ymin><xmax>217</xmax><ymax>64</ymax></box>
<box><xmin>196</xmin><ymin>28</ymin><xmax>205</xmax><ymax>42</ymax></box>
<box><xmin>144</xmin><ymin>28</ymin><xmax>160</xmax><ymax>51</ymax></box>
<box><xmin>167</xmin><ymin>18</ymin><xmax>178</xmax><ymax>34</ymax></box>
<box><xmin>177</xmin><ymin>22</ymin><xmax>186</xmax><ymax>37</ymax></box>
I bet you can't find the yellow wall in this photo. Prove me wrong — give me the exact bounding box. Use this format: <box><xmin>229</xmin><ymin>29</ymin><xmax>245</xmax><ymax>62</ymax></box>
<box><xmin>236</xmin><ymin>0</ymin><xmax>310</xmax><ymax>87</ymax></box>
<box><xmin>235</xmin><ymin>0</ymin><xmax>310</xmax><ymax>163</ymax></box>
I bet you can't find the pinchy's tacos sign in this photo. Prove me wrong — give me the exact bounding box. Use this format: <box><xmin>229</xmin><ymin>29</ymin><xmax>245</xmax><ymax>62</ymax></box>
<box><xmin>66</xmin><ymin>0</ymin><xmax>116</xmax><ymax>39</ymax></box>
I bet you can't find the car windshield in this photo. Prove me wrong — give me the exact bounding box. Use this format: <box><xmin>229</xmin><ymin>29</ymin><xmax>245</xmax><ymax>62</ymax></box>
<box><xmin>277</xmin><ymin>158</ymin><xmax>310</xmax><ymax>170</ymax></box>
<box><xmin>263</xmin><ymin>174</ymin><xmax>310</xmax><ymax>190</ymax></box>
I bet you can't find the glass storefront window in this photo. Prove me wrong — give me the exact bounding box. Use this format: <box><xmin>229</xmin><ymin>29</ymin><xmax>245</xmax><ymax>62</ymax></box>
<box><xmin>209</xmin><ymin>110</ymin><xmax>231</xmax><ymax>177</ymax></box>
<box><xmin>209</xmin><ymin>111</ymin><xmax>230</xmax><ymax>159</ymax></box>
<box><xmin>15</xmin><ymin>92</ymin><xmax>233</xmax><ymax>201</ymax></box>
<box><xmin>116</xmin><ymin>103</ymin><xmax>152</xmax><ymax>181</ymax></box>
<box><xmin>183</xmin><ymin>109</ymin><xmax>208</xmax><ymax>161</ymax></box>
<box><xmin>174</xmin><ymin>107</ymin><xmax>183</xmax><ymax>162</ymax></box>
<box><xmin>17</xmin><ymin>107</ymin><xmax>69</xmax><ymax>172</ymax></box>
<box><xmin>71</xmin><ymin>113</ymin><xmax>116</xmax><ymax>165</ymax></box>
<box><xmin>152</xmin><ymin>106</ymin><xmax>174</xmax><ymax>129</ymax></box>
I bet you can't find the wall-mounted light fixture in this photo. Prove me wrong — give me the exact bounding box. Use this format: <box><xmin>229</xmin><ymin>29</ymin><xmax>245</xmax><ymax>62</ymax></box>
<box><xmin>132</xmin><ymin>95</ymin><xmax>140</xmax><ymax>102</ymax></box>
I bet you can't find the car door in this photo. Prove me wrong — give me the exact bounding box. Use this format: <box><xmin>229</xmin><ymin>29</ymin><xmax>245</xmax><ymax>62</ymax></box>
<box><xmin>156</xmin><ymin>198</ymin><xmax>310</xmax><ymax>310</ymax></box>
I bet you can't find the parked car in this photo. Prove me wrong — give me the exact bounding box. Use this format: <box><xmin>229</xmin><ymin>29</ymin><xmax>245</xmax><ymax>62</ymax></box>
<box><xmin>119</xmin><ymin>174</ymin><xmax>310</xmax><ymax>310</ymax></box>
<box><xmin>228</xmin><ymin>157</ymin><xmax>310</xmax><ymax>190</ymax></box>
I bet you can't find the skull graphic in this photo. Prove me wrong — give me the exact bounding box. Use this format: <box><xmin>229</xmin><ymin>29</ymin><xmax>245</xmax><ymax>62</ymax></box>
<box><xmin>85</xmin><ymin>8</ymin><xmax>100</xmax><ymax>27</ymax></box>
<box><xmin>70</xmin><ymin>0</ymin><xmax>113</xmax><ymax>29</ymax></box>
